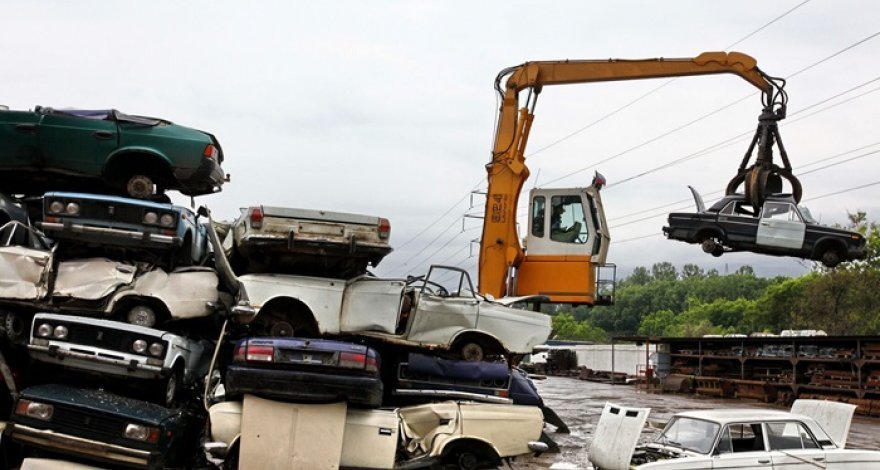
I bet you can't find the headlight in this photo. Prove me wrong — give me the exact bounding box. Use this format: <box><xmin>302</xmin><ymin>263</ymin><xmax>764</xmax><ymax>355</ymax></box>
<box><xmin>53</xmin><ymin>325</ymin><xmax>68</xmax><ymax>339</ymax></box>
<box><xmin>65</xmin><ymin>202</ymin><xmax>80</xmax><ymax>215</ymax></box>
<box><xmin>49</xmin><ymin>201</ymin><xmax>64</xmax><ymax>214</ymax></box>
<box><xmin>159</xmin><ymin>213</ymin><xmax>175</xmax><ymax>227</ymax></box>
<box><xmin>124</xmin><ymin>423</ymin><xmax>159</xmax><ymax>443</ymax></box>
<box><xmin>143</xmin><ymin>212</ymin><xmax>158</xmax><ymax>225</ymax></box>
<box><xmin>37</xmin><ymin>323</ymin><xmax>53</xmax><ymax>338</ymax></box>
<box><xmin>149</xmin><ymin>342</ymin><xmax>165</xmax><ymax>357</ymax></box>
<box><xmin>132</xmin><ymin>339</ymin><xmax>148</xmax><ymax>354</ymax></box>
<box><xmin>15</xmin><ymin>400</ymin><xmax>54</xmax><ymax>421</ymax></box>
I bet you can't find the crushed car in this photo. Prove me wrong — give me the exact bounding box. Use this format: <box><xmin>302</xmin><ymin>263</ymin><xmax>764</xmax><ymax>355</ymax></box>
<box><xmin>663</xmin><ymin>188</ymin><xmax>867</xmax><ymax>267</ymax></box>
<box><xmin>27</xmin><ymin>313</ymin><xmax>212</xmax><ymax>406</ymax></box>
<box><xmin>6</xmin><ymin>383</ymin><xmax>205</xmax><ymax>469</ymax></box>
<box><xmin>37</xmin><ymin>191</ymin><xmax>209</xmax><ymax>268</ymax></box>
<box><xmin>205</xmin><ymin>395</ymin><xmax>549</xmax><ymax>469</ymax></box>
<box><xmin>225</xmin><ymin>336</ymin><xmax>383</xmax><ymax>407</ymax></box>
<box><xmin>588</xmin><ymin>399</ymin><xmax>880</xmax><ymax>470</ymax></box>
<box><xmin>226</xmin><ymin>205</ymin><xmax>392</xmax><ymax>278</ymax></box>
<box><xmin>0</xmin><ymin>106</ymin><xmax>226</xmax><ymax>198</ymax></box>
<box><xmin>227</xmin><ymin>263</ymin><xmax>552</xmax><ymax>360</ymax></box>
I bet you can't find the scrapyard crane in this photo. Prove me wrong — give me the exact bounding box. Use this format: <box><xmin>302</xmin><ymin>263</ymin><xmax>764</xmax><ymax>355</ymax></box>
<box><xmin>478</xmin><ymin>52</ymin><xmax>801</xmax><ymax>305</ymax></box>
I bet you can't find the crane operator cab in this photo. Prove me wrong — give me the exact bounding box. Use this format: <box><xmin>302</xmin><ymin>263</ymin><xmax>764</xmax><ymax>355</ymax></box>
<box><xmin>513</xmin><ymin>173</ymin><xmax>614</xmax><ymax>305</ymax></box>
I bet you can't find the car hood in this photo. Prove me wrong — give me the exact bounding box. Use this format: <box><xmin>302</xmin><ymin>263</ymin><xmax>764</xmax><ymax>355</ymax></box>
<box><xmin>588</xmin><ymin>402</ymin><xmax>651</xmax><ymax>470</ymax></box>
<box><xmin>791</xmin><ymin>399</ymin><xmax>856</xmax><ymax>448</ymax></box>
<box><xmin>21</xmin><ymin>384</ymin><xmax>181</xmax><ymax>426</ymax></box>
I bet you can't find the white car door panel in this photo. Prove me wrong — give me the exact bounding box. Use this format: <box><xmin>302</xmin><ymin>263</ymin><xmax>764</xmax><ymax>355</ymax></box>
<box><xmin>756</xmin><ymin>202</ymin><xmax>805</xmax><ymax>250</ymax></box>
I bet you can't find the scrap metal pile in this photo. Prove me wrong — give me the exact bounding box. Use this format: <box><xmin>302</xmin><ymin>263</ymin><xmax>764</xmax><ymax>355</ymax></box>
<box><xmin>0</xmin><ymin>106</ymin><xmax>562</xmax><ymax>469</ymax></box>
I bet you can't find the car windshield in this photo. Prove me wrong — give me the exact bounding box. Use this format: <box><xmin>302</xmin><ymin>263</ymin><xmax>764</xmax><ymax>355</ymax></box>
<box><xmin>656</xmin><ymin>417</ymin><xmax>720</xmax><ymax>454</ymax></box>
<box><xmin>798</xmin><ymin>205</ymin><xmax>818</xmax><ymax>224</ymax></box>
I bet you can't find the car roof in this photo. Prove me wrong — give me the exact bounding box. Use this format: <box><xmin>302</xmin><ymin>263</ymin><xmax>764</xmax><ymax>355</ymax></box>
<box><xmin>675</xmin><ymin>408</ymin><xmax>813</xmax><ymax>424</ymax></box>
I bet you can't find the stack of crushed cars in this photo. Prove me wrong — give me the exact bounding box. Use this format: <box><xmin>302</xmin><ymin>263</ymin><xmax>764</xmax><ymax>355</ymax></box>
<box><xmin>0</xmin><ymin>105</ymin><xmax>564</xmax><ymax>470</ymax></box>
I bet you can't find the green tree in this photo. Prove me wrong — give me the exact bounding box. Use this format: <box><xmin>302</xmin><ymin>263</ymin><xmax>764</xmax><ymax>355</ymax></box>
<box><xmin>651</xmin><ymin>262</ymin><xmax>677</xmax><ymax>281</ymax></box>
<box><xmin>681</xmin><ymin>263</ymin><xmax>705</xmax><ymax>279</ymax></box>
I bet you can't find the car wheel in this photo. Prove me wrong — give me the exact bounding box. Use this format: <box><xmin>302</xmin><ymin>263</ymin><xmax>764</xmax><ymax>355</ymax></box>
<box><xmin>126</xmin><ymin>304</ymin><xmax>158</xmax><ymax>327</ymax></box>
<box><xmin>711</xmin><ymin>245</ymin><xmax>724</xmax><ymax>257</ymax></box>
<box><xmin>457</xmin><ymin>342</ymin><xmax>485</xmax><ymax>362</ymax></box>
<box><xmin>126</xmin><ymin>173</ymin><xmax>157</xmax><ymax>199</ymax></box>
<box><xmin>157</xmin><ymin>366</ymin><xmax>183</xmax><ymax>407</ymax></box>
<box><xmin>701</xmin><ymin>237</ymin><xmax>720</xmax><ymax>254</ymax></box>
<box><xmin>821</xmin><ymin>248</ymin><xmax>842</xmax><ymax>268</ymax></box>
<box><xmin>254</xmin><ymin>309</ymin><xmax>317</xmax><ymax>338</ymax></box>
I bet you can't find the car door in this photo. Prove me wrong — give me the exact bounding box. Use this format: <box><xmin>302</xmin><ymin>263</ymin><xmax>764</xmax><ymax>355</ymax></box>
<box><xmin>0</xmin><ymin>110</ymin><xmax>42</xmax><ymax>168</ymax></box>
<box><xmin>405</xmin><ymin>267</ymin><xmax>479</xmax><ymax>346</ymax></box>
<box><xmin>756</xmin><ymin>202</ymin><xmax>806</xmax><ymax>250</ymax></box>
<box><xmin>712</xmin><ymin>423</ymin><xmax>775</xmax><ymax>469</ymax></box>
<box><xmin>37</xmin><ymin>111</ymin><xmax>118</xmax><ymax>175</ymax></box>
<box><xmin>766</xmin><ymin>421</ymin><xmax>827</xmax><ymax>469</ymax></box>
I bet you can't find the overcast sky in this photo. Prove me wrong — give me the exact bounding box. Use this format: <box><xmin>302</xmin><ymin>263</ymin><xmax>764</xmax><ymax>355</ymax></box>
<box><xmin>3</xmin><ymin>1</ymin><xmax>879</xmax><ymax>282</ymax></box>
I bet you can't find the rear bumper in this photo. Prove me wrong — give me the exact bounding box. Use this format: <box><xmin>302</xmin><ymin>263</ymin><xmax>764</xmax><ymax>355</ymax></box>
<box><xmin>173</xmin><ymin>157</ymin><xmax>225</xmax><ymax>196</ymax></box>
<box><xmin>8</xmin><ymin>423</ymin><xmax>158</xmax><ymax>468</ymax></box>
<box><xmin>237</xmin><ymin>235</ymin><xmax>392</xmax><ymax>260</ymax></box>
<box><xmin>225</xmin><ymin>365</ymin><xmax>383</xmax><ymax>407</ymax></box>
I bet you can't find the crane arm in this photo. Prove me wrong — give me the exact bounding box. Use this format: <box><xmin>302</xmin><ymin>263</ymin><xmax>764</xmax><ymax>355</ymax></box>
<box><xmin>479</xmin><ymin>52</ymin><xmax>783</xmax><ymax>300</ymax></box>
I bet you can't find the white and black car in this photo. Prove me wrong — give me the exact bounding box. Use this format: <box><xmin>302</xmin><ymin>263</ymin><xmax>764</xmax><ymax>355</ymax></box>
<box><xmin>663</xmin><ymin>189</ymin><xmax>866</xmax><ymax>267</ymax></box>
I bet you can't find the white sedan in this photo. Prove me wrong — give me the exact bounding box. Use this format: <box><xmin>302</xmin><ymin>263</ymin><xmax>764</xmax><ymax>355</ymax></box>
<box><xmin>589</xmin><ymin>400</ymin><xmax>880</xmax><ymax>469</ymax></box>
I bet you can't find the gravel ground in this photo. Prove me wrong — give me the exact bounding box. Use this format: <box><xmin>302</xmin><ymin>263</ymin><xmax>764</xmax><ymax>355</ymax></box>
<box><xmin>517</xmin><ymin>376</ymin><xmax>880</xmax><ymax>469</ymax></box>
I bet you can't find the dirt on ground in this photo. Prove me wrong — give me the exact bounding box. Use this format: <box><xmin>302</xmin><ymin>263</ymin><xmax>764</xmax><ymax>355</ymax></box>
<box><xmin>515</xmin><ymin>376</ymin><xmax>880</xmax><ymax>469</ymax></box>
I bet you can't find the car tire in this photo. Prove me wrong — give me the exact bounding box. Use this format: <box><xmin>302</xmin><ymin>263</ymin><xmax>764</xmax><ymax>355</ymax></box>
<box><xmin>821</xmin><ymin>248</ymin><xmax>842</xmax><ymax>268</ymax></box>
<box><xmin>711</xmin><ymin>245</ymin><xmax>724</xmax><ymax>257</ymax></box>
<box><xmin>441</xmin><ymin>442</ymin><xmax>498</xmax><ymax>470</ymax></box>
<box><xmin>253</xmin><ymin>308</ymin><xmax>318</xmax><ymax>338</ymax></box>
<box><xmin>157</xmin><ymin>366</ymin><xmax>183</xmax><ymax>408</ymax></box>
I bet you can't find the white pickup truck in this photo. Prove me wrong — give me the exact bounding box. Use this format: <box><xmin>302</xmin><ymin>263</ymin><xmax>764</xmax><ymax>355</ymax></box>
<box><xmin>206</xmin><ymin>210</ymin><xmax>551</xmax><ymax>360</ymax></box>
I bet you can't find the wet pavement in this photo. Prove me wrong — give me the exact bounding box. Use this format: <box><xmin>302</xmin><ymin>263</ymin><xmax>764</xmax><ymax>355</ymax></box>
<box><xmin>525</xmin><ymin>376</ymin><xmax>880</xmax><ymax>469</ymax></box>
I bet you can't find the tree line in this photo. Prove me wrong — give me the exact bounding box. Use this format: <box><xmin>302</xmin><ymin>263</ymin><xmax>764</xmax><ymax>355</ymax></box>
<box><xmin>551</xmin><ymin>212</ymin><xmax>880</xmax><ymax>341</ymax></box>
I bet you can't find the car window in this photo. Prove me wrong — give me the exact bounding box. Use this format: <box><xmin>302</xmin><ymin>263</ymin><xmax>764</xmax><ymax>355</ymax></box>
<box><xmin>798</xmin><ymin>205</ymin><xmax>818</xmax><ymax>224</ymax></box>
<box><xmin>720</xmin><ymin>201</ymin><xmax>757</xmax><ymax>217</ymax></box>
<box><xmin>716</xmin><ymin>423</ymin><xmax>765</xmax><ymax>453</ymax></box>
<box><xmin>766</xmin><ymin>421</ymin><xmax>820</xmax><ymax>450</ymax></box>
<box><xmin>531</xmin><ymin>196</ymin><xmax>545</xmax><ymax>238</ymax></box>
<box><xmin>657</xmin><ymin>417</ymin><xmax>720</xmax><ymax>454</ymax></box>
<box><xmin>762</xmin><ymin>202</ymin><xmax>802</xmax><ymax>222</ymax></box>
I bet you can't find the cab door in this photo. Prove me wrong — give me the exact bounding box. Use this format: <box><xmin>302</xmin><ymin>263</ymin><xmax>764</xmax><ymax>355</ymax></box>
<box><xmin>0</xmin><ymin>110</ymin><xmax>42</xmax><ymax>168</ymax></box>
<box><xmin>756</xmin><ymin>201</ymin><xmax>806</xmax><ymax>250</ymax></box>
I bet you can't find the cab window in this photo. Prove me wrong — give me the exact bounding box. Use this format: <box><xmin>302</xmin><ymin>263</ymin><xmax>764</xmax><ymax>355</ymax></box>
<box><xmin>720</xmin><ymin>200</ymin><xmax>757</xmax><ymax>217</ymax></box>
<box><xmin>766</xmin><ymin>421</ymin><xmax>820</xmax><ymax>450</ymax></box>
<box><xmin>716</xmin><ymin>423</ymin><xmax>765</xmax><ymax>453</ymax></box>
<box><xmin>550</xmin><ymin>196</ymin><xmax>588</xmax><ymax>244</ymax></box>
<box><xmin>531</xmin><ymin>196</ymin><xmax>545</xmax><ymax>238</ymax></box>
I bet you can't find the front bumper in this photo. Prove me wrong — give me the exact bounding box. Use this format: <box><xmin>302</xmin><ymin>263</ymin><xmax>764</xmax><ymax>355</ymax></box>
<box><xmin>39</xmin><ymin>221</ymin><xmax>182</xmax><ymax>249</ymax></box>
<box><xmin>8</xmin><ymin>423</ymin><xmax>157</xmax><ymax>468</ymax></box>
<box><xmin>29</xmin><ymin>343</ymin><xmax>168</xmax><ymax>381</ymax></box>
<box><xmin>226</xmin><ymin>365</ymin><xmax>383</xmax><ymax>407</ymax></box>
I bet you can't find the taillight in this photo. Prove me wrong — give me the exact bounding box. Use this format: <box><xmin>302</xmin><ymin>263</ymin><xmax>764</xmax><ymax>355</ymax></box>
<box><xmin>365</xmin><ymin>355</ymin><xmax>379</xmax><ymax>373</ymax></box>
<box><xmin>378</xmin><ymin>218</ymin><xmax>391</xmax><ymax>240</ymax></box>
<box><xmin>244</xmin><ymin>343</ymin><xmax>274</xmax><ymax>362</ymax></box>
<box><xmin>249</xmin><ymin>206</ymin><xmax>264</xmax><ymax>229</ymax></box>
<box><xmin>203</xmin><ymin>144</ymin><xmax>219</xmax><ymax>161</ymax></box>
<box><xmin>338</xmin><ymin>351</ymin><xmax>366</xmax><ymax>370</ymax></box>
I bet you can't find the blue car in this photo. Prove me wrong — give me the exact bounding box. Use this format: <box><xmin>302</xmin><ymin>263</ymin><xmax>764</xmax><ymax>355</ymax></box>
<box><xmin>37</xmin><ymin>191</ymin><xmax>207</xmax><ymax>266</ymax></box>
<box><xmin>225</xmin><ymin>337</ymin><xmax>383</xmax><ymax>408</ymax></box>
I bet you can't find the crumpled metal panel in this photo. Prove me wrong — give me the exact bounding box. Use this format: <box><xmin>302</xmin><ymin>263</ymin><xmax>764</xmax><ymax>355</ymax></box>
<box><xmin>399</xmin><ymin>402</ymin><xmax>459</xmax><ymax>455</ymax></box>
<box><xmin>0</xmin><ymin>246</ymin><xmax>51</xmax><ymax>300</ymax></box>
<box><xmin>53</xmin><ymin>258</ymin><xmax>136</xmax><ymax>300</ymax></box>
<box><xmin>122</xmin><ymin>267</ymin><xmax>219</xmax><ymax>319</ymax></box>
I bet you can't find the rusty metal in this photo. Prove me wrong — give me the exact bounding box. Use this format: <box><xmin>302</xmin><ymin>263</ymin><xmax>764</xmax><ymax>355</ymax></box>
<box><xmin>725</xmin><ymin>74</ymin><xmax>803</xmax><ymax>209</ymax></box>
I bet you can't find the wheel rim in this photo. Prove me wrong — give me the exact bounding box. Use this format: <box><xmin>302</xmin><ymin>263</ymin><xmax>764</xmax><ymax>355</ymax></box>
<box><xmin>460</xmin><ymin>343</ymin><xmax>485</xmax><ymax>362</ymax></box>
<box><xmin>270</xmin><ymin>320</ymin><xmax>296</xmax><ymax>337</ymax></box>
<box><xmin>165</xmin><ymin>375</ymin><xmax>177</xmax><ymax>406</ymax></box>
<box><xmin>457</xmin><ymin>451</ymin><xmax>479</xmax><ymax>470</ymax></box>
<box><xmin>126</xmin><ymin>175</ymin><xmax>155</xmax><ymax>199</ymax></box>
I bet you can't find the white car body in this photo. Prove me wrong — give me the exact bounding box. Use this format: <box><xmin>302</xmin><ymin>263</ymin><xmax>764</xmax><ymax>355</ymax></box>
<box><xmin>589</xmin><ymin>400</ymin><xmax>880</xmax><ymax>470</ymax></box>
<box><xmin>207</xmin><ymin>396</ymin><xmax>545</xmax><ymax>469</ymax></box>
<box><xmin>236</xmin><ymin>265</ymin><xmax>552</xmax><ymax>355</ymax></box>
<box><xmin>27</xmin><ymin>313</ymin><xmax>210</xmax><ymax>385</ymax></box>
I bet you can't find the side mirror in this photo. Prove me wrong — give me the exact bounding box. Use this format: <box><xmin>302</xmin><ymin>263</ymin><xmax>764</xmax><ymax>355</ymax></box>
<box><xmin>198</xmin><ymin>206</ymin><xmax>211</xmax><ymax>218</ymax></box>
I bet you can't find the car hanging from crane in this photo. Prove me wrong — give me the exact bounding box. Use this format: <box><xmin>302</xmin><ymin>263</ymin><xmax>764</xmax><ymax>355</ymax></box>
<box><xmin>477</xmin><ymin>52</ymin><xmax>810</xmax><ymax>307</ymax></box>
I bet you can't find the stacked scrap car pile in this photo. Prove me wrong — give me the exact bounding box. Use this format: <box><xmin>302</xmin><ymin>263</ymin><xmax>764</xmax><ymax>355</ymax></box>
<box><xmin>0</xmin><ymin>105</ymin><xmax>561</xmax><ymax>469</ymax></box>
